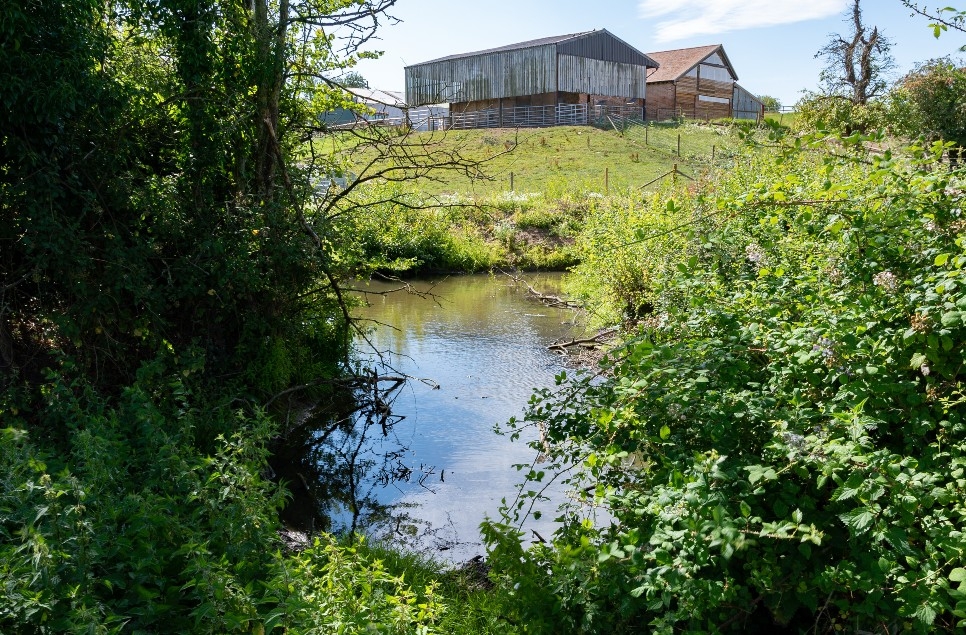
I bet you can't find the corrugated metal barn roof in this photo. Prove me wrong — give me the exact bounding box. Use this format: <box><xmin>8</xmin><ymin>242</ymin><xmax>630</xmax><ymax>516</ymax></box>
<box><xmin>413</xmin><ymin>31</ymin><xmax>597</xmax><ymax>65</ymax></box>
<box><xmin>409</xmin><ymin>29</ymin><xmax>659</xmax><ymax>69</ymax></box>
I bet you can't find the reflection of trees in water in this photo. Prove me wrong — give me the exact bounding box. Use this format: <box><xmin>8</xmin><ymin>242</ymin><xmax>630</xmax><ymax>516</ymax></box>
<box><xmin>270</xmin><ymin>371</ymin><xmax>434</xmax><ymax>536</ymax></box>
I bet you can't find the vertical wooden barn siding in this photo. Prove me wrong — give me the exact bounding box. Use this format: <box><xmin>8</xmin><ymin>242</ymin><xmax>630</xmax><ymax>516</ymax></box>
<box><xmin>405</xmin><ymin>31</ymin><xmax>657</xmax><ymax>107</ymax></box>
<box><xmin>557</xmin><ymin>56</ymin><xmax>647</xmax><ymax>98</ymax></box>
<box><xmin>405</xmin><ymin>46</ymin><xmax>557</xmax><ymax>105</ymax></box>
<box><xmin>732</xmin><ymin>84</ymin><xmax>764</xmax><ymax>120</ymax></box>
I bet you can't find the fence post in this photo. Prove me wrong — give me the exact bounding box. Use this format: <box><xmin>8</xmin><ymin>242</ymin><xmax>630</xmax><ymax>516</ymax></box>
<box><xmin>510</xmin><ymin>172</ymin><xmax>514</xmax><ymax>191</ymax></box>
<box><xmin>677</xmin><ymin>134</ymin><xmax>681</xmax><ymax>156</ymax></box>
<box><xmin>645</xmin><ymin>126</ymin><xmax>648</xmax><ymax>145</ymax></box>
<box><xmin>605</xmin><ymin>167</ymin><xmax>609</xmax><ymax>194</ymax></box>
<box><xmin>712</xmin><ymin>145</ymin><xmax>716</xmax><ymax>163</ymax></box>
<box><xmin>587</xmin><ymin>135</ymin><xmax>590</xmax><ymax>149</ymax></box>
<box><xmin>672</xmin><ymin>163</ymin><xmax>677</xmax><ymax>184</ymax></box>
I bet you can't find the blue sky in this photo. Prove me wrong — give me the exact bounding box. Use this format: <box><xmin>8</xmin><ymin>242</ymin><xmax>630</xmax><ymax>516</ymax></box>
<box><xmin>351</xmin><ymin>0</ymin><xmax>965</xmax><ymax>107</ymax></box>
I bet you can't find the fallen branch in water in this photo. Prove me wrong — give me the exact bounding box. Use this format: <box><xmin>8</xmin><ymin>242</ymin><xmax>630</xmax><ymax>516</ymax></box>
<box><xmin>500</xmin><ymin>270</ymin><xmax>582</xmax><ymax>309</ymax></box>
<box><xmin>547</xmin><ymin>328</ymin><xmax>618</xmax><ymax>355</ymax></box>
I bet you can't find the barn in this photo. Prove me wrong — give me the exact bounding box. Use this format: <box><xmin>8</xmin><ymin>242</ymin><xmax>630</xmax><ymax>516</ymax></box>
<box><xmin>404</xmin><ymin>30</ymin><xmax>659</xmax><ymax>129</ymax></box>
<box><xmin>645</xmin><ymin>44</ymin><xmax>762</xmax><ymax>121</ymax></box>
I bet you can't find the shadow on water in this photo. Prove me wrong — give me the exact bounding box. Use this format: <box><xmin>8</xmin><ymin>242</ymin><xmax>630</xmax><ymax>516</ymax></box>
<box><xmin>269</xmin><ymin>373</ymin><xmax>410</xmax><ymax>535</ymax></box>
<box><xmin>271</xmin><ymin>273</ymin><xmax>593</xmax><ymax>557</ymax></box>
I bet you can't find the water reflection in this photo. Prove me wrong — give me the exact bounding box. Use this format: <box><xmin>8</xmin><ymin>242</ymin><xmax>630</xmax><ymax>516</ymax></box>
<box><xmin>277</xmin><ymin>273</ymin><xmax>588</xmax><ymax>560</ymax></box>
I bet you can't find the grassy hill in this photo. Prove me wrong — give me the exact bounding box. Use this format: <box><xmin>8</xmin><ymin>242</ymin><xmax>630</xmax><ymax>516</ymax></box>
<box><xmin>324</xmin><ymin>121</ymin><xmax>746</xmax><ymax>198</ymax></box>
<box><xmin>318</xmin><ymin>121</ymin><xmax>759</xmax><ymax>273</ymax></box>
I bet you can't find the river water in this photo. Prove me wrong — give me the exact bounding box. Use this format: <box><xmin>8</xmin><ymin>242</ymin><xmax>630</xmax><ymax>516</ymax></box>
<box><xmin>296</xmin><ymin>273</ymin><xmax>590</xmax><ymax>560</ymax></box>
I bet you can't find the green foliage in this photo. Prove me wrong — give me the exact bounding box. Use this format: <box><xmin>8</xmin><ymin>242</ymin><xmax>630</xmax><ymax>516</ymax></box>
<box><xmin>897</xmin><ymin>59</ymin><xmax>966</xmax><ymax>152</ymax></box>
<box><xmin>486</xmin><ymin>132</ymin><xmax>966</xmax><ymax>632</ymax></box>
<box><xmin>795</xmin><ymin>92</ymin><xmax>891</xmax><ymax>134</ymax></box>
<box><xmin>0</xmin><ymin>366</ymin><xmax>284</xmax><ymax>632</ymax></box>
<box><xmin>269</xmin><ymin>536</ymin><xmax>444</xmax><ymax>634</ymax></box>
<box><xmin>0</xmin><ymin>0</ymin><xmax>461</xmax><ymax>632</ymax></box>
<box><xmin>339</xmin><ymin>71</ymin><xmax>369</xmax><ymax>88</ymax></box>
<box><xmin>347</xmin><ymin>542</ymin><xmax>521</xmax><ymax>635</ymax></box>
<box><xmin>329</xmin><ymin>186</ymin><xmax>504</xmax><ymax>273</ymax></box>
<box><xmin>758</xmin><ymin>95</ymin><xmax>782</xmax><ymax>112</ymax></box>
<box><xmin>564</xmin><ymin>183</ymin><xmax>693</xmax><ymax>326</ymax></box>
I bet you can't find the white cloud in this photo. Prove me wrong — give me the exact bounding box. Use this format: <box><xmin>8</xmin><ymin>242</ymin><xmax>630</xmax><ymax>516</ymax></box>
<box><xmin>639</xmin><ymin>0</ymin><xmax>850</xmax><ymax>42</ymax></box>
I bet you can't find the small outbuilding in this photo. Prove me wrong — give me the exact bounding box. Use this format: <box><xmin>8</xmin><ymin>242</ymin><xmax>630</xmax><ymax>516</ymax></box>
<box><xmin>405</xmin><ymin>30</ymin><xmax>660</xmax><ymax>129</ymax></box>
<box><xmin>731</xmin><ymin>84</ymin><xmax>765</xmax><ymax>121</ymax></box>
<box><xmin>645</xmin><ymin>44</ymin><xmax>760</xmax><ymax>121</ymax></box>
<box><xmin>321</xmin><ymin>88</ymin><xmax>448</xmax><ymax>130</ymax></box>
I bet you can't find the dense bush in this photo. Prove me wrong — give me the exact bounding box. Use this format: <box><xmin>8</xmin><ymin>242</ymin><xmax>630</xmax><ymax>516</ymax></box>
<box><xmin>794</xmin><ymin>92</ymin><xmax>892</xmax><ymax>134</ymax></box>
<box><xmin>0</xmin><ymin>0</ymin><xmax>446</xmax><ymax>632</ymax></box>
<box><xmin>896</xmin><ymin>59</ymin><xmax>966</xmax><ymax>162</ymax></box>
<box><xmin>486</xmin><ymin>133</ymin><xmax>966</xmax><ymax>633</ymax></box>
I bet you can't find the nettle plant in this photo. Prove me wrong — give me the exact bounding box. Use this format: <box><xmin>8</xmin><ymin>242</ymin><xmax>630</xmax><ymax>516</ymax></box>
<box><xmin>485</xmin><ymin>133</ymin><xmax>966</xmax><ymax>633</ymax></box>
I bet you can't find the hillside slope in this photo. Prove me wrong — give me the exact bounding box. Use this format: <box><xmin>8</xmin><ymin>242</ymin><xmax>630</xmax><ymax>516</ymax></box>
<box><xmin>330</xmin><ymin>123</ymin><xmax>743</xmax><ymax>197</ymax></box>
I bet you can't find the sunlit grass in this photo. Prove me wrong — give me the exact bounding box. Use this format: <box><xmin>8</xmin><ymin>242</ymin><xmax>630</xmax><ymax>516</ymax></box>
<box><xmin>320</xmin><ymin>122</ymin><xmax>746</xmax><ymax>197</ymax></box>
<box><xmin>356</xmin><ymin>540</ymin><xmax>521</xmax><ymax>635</ymax></box>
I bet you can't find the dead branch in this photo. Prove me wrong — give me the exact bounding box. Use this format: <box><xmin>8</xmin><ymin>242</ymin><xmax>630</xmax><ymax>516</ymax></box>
<box><xmin>500</xmin><ymin>270</ymin><xmax>582</xmax><ymax>309</ymax></box>
<box><xmin>547</xmin><ymin>329</ymin><xmax>618</xmax><ymax>354</ymax></box>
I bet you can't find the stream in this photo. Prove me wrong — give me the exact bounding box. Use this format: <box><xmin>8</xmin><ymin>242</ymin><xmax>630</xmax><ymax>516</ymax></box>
<box><xmin>276</xmin><ymin>273</ymin><xmax>591</xmax><ymax>561</ymax></box>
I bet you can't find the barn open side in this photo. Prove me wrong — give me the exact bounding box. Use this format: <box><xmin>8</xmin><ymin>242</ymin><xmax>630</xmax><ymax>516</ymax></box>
<box><xmin>404</xmin><ymin>30</ymin><xmax>659</xmax><ymax>129</ymax></box>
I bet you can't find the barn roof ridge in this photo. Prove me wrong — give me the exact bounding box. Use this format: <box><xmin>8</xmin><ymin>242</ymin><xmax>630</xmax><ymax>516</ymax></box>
<box><xmin>407</xmin><ymin>28</ymin><xmax>657</xmax><ymax>68</ymax></box>
<box><xmin>408</xmin><ymin>30</ymin><xmax>597</xmax><ymax>66</ymax></box>
<box><xmin>645</xmin><ymin>44</ymin><xmax>738</xmax><ymax>83</ymax></box>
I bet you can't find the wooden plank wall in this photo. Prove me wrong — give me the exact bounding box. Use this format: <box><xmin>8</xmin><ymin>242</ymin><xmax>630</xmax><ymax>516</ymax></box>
<box><xmin>405</xmin><ymin>46</ymin><xmax>556</xmax><ymax>106</ymax></box>
<box><xmin>557</xmin><ymin>55</ymin><xmax>647</xmax><ymax>99</ymax></box>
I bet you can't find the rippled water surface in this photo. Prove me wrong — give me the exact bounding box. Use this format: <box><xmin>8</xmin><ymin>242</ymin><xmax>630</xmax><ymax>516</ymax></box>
<box><xmin>345</xmin><ymin>273</ymin><xmax>586</xmax><ymax>559</ymax></box>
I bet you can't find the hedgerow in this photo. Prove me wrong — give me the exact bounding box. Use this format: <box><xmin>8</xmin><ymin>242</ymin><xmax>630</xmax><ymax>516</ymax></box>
<box><xmin>486</xmin><ymin>131</ymin><xmax>966</xmax><ymax>633</ymax></box>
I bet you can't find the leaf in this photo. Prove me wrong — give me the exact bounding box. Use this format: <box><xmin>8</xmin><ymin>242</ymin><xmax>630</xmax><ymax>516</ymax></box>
<box><xmin>951</xmin><ymin>568</ymin><xmax>966</xmax><ymax>583</ymax></box>
<box><xmin>914</xmin><ymin>602</ymin><xmax>938</xmax><ymax>626</ymax></box>
<box><xmin>935</xmin><ymin>253</ymin><xmax>950</xmax><ymax>266</ymax></box>
<box><xmin>941</xmin><ymin>310</ymin><xmax>963</xmax><ymax>327</ymax></box>
<box><xmin>659</xmin><ymin>425</ymin><xmax>670</xmax><ymax>440</ymax></box>
<box><xmin>839</xmin><ymin>507</ymin><xmax>875</xmax><ymax>534</ymax></box>
<box><xmin>746</xmin><ymin>465</ymin><xmax>778</xmax><ymax>485</ymax></box>
<box><xmin>910</xmin><ymin>352</ymin><xmax>928</xmax><ymax>369</ymax></box>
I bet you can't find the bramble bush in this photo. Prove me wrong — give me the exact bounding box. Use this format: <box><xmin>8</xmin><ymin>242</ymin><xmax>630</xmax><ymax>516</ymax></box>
<box><xmin>0</xmin><ymin>356</ymin><xmax>444</xmax><ymax>633</ymax></box>
<box><xmin>486</xmin><ymin>130</ymin><xmax>966</xmax><ymax>633</ymax></box>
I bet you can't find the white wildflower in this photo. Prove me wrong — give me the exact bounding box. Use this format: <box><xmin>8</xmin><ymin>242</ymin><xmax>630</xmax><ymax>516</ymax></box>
<box><xmin>872</xmin><ymin>271</ymin><xmax>899</xmax><ymax>292</ymax></box>
<box><xmin>745</xmin><ymin>243</ymin><xmax>766</xmax><ymax>266</ymax></box>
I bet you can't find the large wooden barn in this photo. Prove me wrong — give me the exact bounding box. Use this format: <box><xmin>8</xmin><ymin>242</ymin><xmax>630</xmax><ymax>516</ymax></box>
<box><xmin>404</xmin><ymin>30</ymin><xmax>659</xmax><ymax>129</ymax></box>
<box><xmin>644</xmin><ymin>44</ymin><xmax>763</xmax><ymax>121</ymax></box>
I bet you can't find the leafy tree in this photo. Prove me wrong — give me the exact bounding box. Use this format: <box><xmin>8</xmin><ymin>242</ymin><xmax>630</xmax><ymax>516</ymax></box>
<box><xmin>899</xmin><ymin>58</ymin><xmax>966</xmax><ymax>164</ymax></box>
<box><xmin>794</xmin><ymin>91</ymin><xmax>890</xmax><ymax>134</ymax></box>
<box><xmin>816</xmin><ymin>0</ymin><xmax>895</xmax><ymax>104</ymax></box>
<box><xmin>0</xmin><ymin>0</ymin><xmax>482</xmax><ymax>631</ymax></box>
<box><xmin>340</xmin><ymin>70</ymin><xmax>370</xmax><ymax>88</ymax></box>
<box><xmin>758</xmin><ymin>95</ymin><xmax>782</xmax><ymax>112</ymax></box>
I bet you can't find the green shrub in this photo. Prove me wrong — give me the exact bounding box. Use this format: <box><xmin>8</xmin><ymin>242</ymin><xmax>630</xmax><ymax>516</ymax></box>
<box><xmin>795</xmin><ymin>93</ymin><xmax>891</xmax><ymax>134</ymax></box>
<box><xmin>486</xmin><ymin>134</ymin><xmax>966</xmax><ymax>633</ymax></box>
